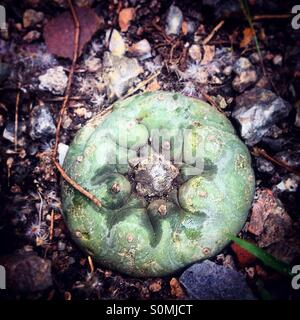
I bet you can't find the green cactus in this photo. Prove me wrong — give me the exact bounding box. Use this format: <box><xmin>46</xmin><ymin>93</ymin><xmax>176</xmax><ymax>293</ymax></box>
<box><xmin>61</xmin><ymin>91</ymin><xmax>255</xmax><ymax>277</ymax></box>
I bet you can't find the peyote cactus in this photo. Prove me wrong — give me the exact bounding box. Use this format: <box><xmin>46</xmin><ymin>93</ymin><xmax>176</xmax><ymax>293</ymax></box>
<box><xmin>61</xmin><ymin>91</ymin><xmax>255</xmax><ymax>277</ymax></box>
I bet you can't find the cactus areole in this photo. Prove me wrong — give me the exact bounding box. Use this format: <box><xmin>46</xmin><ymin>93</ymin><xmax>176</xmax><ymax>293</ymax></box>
<box><xmin>61</xmin><ymin>91</ymin><xmax>255</xmax><ymax>277</ymax></box>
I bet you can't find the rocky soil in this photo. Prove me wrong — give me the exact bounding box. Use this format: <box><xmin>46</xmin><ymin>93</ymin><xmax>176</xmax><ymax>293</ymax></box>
<box><xmin>0</xmin><ymin>0</ymin><xmax>300</xmax><ymax>300</ymax></box>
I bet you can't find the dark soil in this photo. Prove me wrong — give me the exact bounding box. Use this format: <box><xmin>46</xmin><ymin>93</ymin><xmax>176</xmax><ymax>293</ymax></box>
<box><xmin>0</xmin><ymin>0</ymin><xmax>300</xmax><ymax>300</ymax></box>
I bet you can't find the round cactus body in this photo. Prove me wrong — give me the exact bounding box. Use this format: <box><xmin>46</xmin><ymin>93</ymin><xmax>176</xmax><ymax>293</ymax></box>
<box><xmin>61</xmin><ymin>91</ymin><xmax>255</xmax><ymax>277</ymax></box>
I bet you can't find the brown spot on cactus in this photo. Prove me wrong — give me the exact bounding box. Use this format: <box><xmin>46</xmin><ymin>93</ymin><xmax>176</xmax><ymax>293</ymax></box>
<box><xmin>61</xmin><ymin>91</ymin><xmax>255</xmax><ymax>277</ymax></box>
<box><xmin>111</xmin><ymin>183</ymin><xmax>120</xmax><ymax>193</ymax></box>
<box><xmin>158</xmin><ymin>204</ymin><xmax>167</xmax><ymax>216</ymax></box>
<box><xmin>202</xmin><ymin>247</ymin><xmax>211</xmax><ymax>255</ymax></box>
<box><xmin>127</xmin><ymin>234</ymin><xmax>134</xmax><ymax>243</ymax></box>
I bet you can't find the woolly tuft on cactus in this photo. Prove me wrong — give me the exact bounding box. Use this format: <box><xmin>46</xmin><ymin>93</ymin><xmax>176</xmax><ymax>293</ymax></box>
<box><xmin>61</xmin><ymin>91</ymin><xmax>255</xmax><ymax>277</ymax></box>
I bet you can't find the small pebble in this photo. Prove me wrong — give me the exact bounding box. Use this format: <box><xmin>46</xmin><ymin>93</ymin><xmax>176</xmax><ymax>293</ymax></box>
<box><xmin>23</xmin><ymin>9</ymin><xmax>44</xmax><ymax>28</ymax></box>
<box><xmin>30</xmin><ymin>103</ymin><xmax>56</xmax><ymax>140</ymax></box>
<box><xmin>3</xmin><ymin>122</ymin><xmax>15</xmax><ymax>143</ymax></box>
<box><xmin>23</xmin><ymin>30</ymin><xmax>41</xmax><ymax>43</ymax></box>
<box><xmin>232</xmin><ymin>69</ymin><xmax>257</xmax><ymax>93</ymax></box>
<box><xmin>38</xmin><ymin>66</ymin><xmax>68</xmax><ymax>95</ymax></box>
<box><xmin>118</xmin><ymin>7</ymin><xmax>136</xmax><ymax>32</ymax></box>
<box><xmin>74</xmin><ymin>107</ymin><xmax>87</xmax><ymax>118</ymax></box>
<box><xmin>58</xmin><ymin>241</ymin><xmax>66</xmax><ymax>251</ymax></box>
<box><xmin>233</xmin><ymin>57</ymin><xmax>252</xmax><ymax>74</ymax></box>
<box><xmin>106</xmin><ymin>29</ymin><xmax>126</xmax><ymax>57</ymax></box>
<box><xmin>223</xmin><ymin>65</ymin><xmax>233</xmax><ymax>76</ymax></box>
<box><xmin>276</xmin><ymin>175</ymin><xmax>299</xmax><ymax>193</ymax></box>
<box><xmin>182</xmin><ymin>20</ymin><xmax>196</xmax><ymax>35</ymax></box>
<box><xmin>249</xmin><ymin>52</ymin><xmax>260</xmax><ymax>64</ymax></box>
<box><xmin>129</xmin><ymin>39</ymin><xmax>151</xmax><ymax>59</ymax></box>
<box><xmin>165</xmin><ymin>4</ymin><xmax>183</xmax><ymax>35</ymax></box>
<box><xmin>58</xmin><ymin>143</ymin><xmax>69</xmax><ymax>165</ymax></box>
<box><xmin>188</xmin><ymin>44</ymin><xmax>202</xmax><ymax>62</ymax></box>
<box><xmin>256</xmin><ymin>157</ymin><xmax>275</xmax><ymax>174</ymax></box>
<box><xmin>273</xmin><ymin>54</ymin><xmax>283</xmax><ymax>66</ymax></box>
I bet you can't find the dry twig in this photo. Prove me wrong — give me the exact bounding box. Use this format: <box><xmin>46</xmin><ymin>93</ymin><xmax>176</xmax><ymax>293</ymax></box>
<box><xmin>44</xmin><ymin>96</ymin><xmax>89</xmax><ymax>102</ymax></box>
<box><xmin>53</xmin><ymin>0</ymin><xmax>80</xmax><ymax>156</ymax></box>
<box><xmin>14</xmin><ymin>91</ymin><xmax>20</xmax><ymax>152</ymax></box>
<box><xmin>201</xmin><ymin>91</ymin><xmax>224</xmax><ymax>113</ymax></box>
<box><xmin>52</xmin><ymin>0</ymin><xmax>102</xmax><ymax>208</ymax></box>
<box><xmin>253</xmin><ymin>14</ymin><xmax>291</xmax><ymax>21</ymax></box>
<box><xmin>122</xmin><ymin>70</ymin><xmax>161</xmax><ymax>99</ymax></box>
<box><xmin>49</xmin><ymin>210</ymin><xmax>54</xmax><ymax>241</ymax></box>
<box><xmin>203</xmin><ymin>20</ymin><xmax>225</xmax><ymax>45</ymax></box>
<box><xmin>88</xmin><ymin>255</ymin><xmax>95</xmax><ymax>273</ymax></box>
<box><xmin>54</xmin><ymin>161</ymin><xmax>102</xmax><ymax>206</ymax></box>
<box><xmin>252</xmin><ymin>147</ymin><xmax>300</xmax><ymax>177</ymax></box>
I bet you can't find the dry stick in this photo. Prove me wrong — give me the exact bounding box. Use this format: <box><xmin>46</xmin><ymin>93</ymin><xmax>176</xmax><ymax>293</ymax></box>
<box><xmin>44</xmin><ymin>96</ymin><xmax>89</xmax><ymax>102</ymax></box>
<box><xmin>49</xmin><ymin>210</ymin><xmax>54</xmax><ymax>241</ymax></box>
<box><xmin>201</xmin><ymin>91</ymin><xmax>224</xmax><ymax>113</ymax></box>
<box><xmin>122</xmin><ymin>70</ymin><xmax>161</xmax><ymax>99</ymax></box>
<box><xmin>253</xmin><ymin>14</ymin><xmax>291</xmax><ymax>21</ymax></box>
<box><xmin>14</xmin><ymin>91</ymin><xmax>20</xmax><ymax>152</ymax></box>
<box><xmin>53</xmin><ymin>0</ymin><xmax>102</xmax><ymax>208</ymax></box>
<box><xmin>252</xmin><ymin>147</ymin><xmax>300</xmax><ymax>178</ymax></box>
<box><xmin>169</xmin><ymin>40</ymin><xmax>181</xmax><ymax>64</ymax></box>
<box><xmin>55</xmin><ymin>161</ymin><xmax>102</xmax><ymax>206</ymax></box>
<box><xmin>203</xmin><ymin>20</ymin><xmax>225</xmax><ymax>45</ymax></box>
<box><xmin>53</xmin><ymin>0</ymin><xmax>79</xmax><ymax>156</ymax></box>
<box><xmin>88</xmin><ymin>255</ymin><xmax>95</xmax><ymax>273</ymax></box>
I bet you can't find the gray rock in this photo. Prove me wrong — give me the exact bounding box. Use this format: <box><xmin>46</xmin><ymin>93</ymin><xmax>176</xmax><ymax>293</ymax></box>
<box><xmin>102</xmin><ymin>51</ymin><xmax>143</xmax><ymax>98</ymax></box>
<box><xmin>233</xmin><ymin>57</ymin><xmax>253</xmax><ymax>74</ymax></box>
<box><xmin>165</xmin><ymin>5</ymin><xmax>183</xmax><ymax>35</ymax></box>
<box><xmin>180</xmin><ymin>260</ymin><xmax>255</xmax><ymax>300</ymax></box>
<box><xmin>249</xmin><ymin>52</ymin><xmax>260</xmax><ymax>64</ymax></box>
<box><xmin>232</xmin><ymin>69</ymin><xmax>257</xmax><ymax>93</ymax></box>
<box><xmin>232</xmin><ymin>58</ymin><xmax>257</xmax><ymax>93</ymax></box>
<box><xmin>38</xmin><ymin>66</ymin><xmax>68</xmax><ymax>95</ymax></box>
<box><xmin>0</xmin><ymin>253</ymin><xmax>52</xmax><ymax>293</ymax></box>
<box><xmin>232</xmin><ymin>88</ymin><xmax>292</xmax><ymax>145</ymax></box>
<box><xmin>256</xmin><ymin>157</ymin><xmax>275</xmax><ymax>174</ymax></box>
<box><xmin>129</xmin><ymin>39</ymin><xmax>152</xmax><ymax>60</ymax></box>
<box><xmin>3</xmin><ymin>122</ymin><xmax>15</xmax><ymax>143</ymax></box>
<box><xmin>30</xmin><ymin>103</ymin><xmax>56</xmax><ymax>140</ymax></box>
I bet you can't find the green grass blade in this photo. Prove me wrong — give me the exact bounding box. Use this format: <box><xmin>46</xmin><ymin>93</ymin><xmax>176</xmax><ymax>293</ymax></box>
<box><xmin>227</xmin><ymin>233</ymin><xmax>292</xmax><ymax>277</ymax></box>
